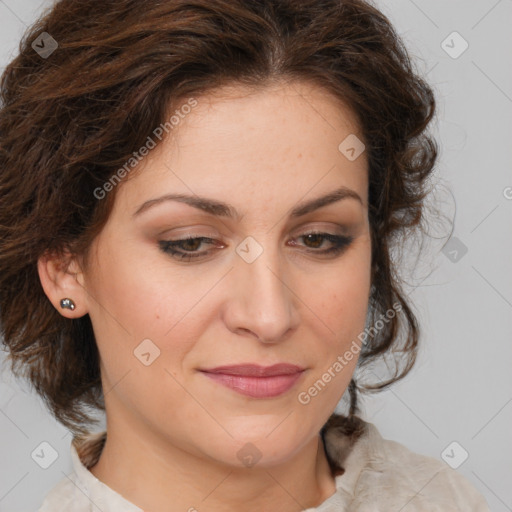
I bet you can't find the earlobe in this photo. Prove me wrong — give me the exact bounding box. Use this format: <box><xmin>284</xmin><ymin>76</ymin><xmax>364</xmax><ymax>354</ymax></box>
<box><xmin>37</xmin><ymin>250</ymin><xmax>89</xmax><ymax>317</ymax></box>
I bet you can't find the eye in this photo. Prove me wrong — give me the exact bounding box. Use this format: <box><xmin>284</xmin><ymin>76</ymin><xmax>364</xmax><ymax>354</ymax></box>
<box><xmin>158</xmin><ymin>236</ymin><xmax>222</xmax><ymax>261</ymax></box>
<box><xmin>290</xmin><ymin>232</ymin><xmax>354</xmax><ymax>257</ymax></box>
<box><xmin>158</xmin><ymin>231</ymin><xmax>354</xmax><ymax>262</ymax></box>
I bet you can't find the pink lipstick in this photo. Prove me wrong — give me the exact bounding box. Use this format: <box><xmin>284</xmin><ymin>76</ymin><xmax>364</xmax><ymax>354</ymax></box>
<box><xmin>199</xmin><ymin>363</ymin><xmax>305</xmax><ymax>398</ymax></box>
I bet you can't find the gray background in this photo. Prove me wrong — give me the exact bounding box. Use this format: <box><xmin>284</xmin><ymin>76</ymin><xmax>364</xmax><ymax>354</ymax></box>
<box><xmin>0</xmin><ymin>0</ymin><xmax>510</xmax><ymax>510</ymax></box>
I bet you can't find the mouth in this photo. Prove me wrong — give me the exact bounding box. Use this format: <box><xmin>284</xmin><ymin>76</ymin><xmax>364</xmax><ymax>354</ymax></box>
<box><xmin>198</xmin><ymin>363</ymin><xmax>306</xmax><ymax>398</ymax></box>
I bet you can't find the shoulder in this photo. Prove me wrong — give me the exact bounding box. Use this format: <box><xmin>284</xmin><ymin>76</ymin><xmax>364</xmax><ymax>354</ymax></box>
<box><xmin>37</xmin><ymin>430</ymin><xmax>143</xmax><ymax>512</ymax></box>
<box><xmin>358</xmin><ymin>426</ymin><xmax>490</xmax><ymax>511</ymax></box>
<box><xmin>37</xmin><ymin>431</ymin><xmax>104</xmax><ymax>512</ymax></box>
<box><xmin>322</xmin><ymin>415</ymin><xmax>490</xmax><ymax>511</ymax></box>
<box><xmin>37</xmin><ymin>473</ymin><xmax>89</xmax><ymax>512</ymax></box>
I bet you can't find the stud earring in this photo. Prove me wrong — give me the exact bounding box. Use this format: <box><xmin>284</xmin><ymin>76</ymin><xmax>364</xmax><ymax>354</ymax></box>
<box><xmin>60</xmin><ymin>298</ymin><xmax>76</xmax><ymax>311</ymax></box>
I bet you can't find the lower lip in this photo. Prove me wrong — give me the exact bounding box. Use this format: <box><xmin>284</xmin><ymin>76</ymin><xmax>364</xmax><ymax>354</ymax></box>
<box><xmin>200</xmin><ymin>371</ymin><xmax>304</xmax><ymax>398</ymax></box>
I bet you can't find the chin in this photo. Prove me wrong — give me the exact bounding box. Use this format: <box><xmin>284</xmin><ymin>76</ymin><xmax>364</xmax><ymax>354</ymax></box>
<box><xmin>201</xmin><ymin>420</ymin><xmax>313</xmax><ymax>469</ymax></box>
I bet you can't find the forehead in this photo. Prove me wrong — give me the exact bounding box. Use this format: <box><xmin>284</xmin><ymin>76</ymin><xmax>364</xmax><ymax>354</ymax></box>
<box><xmin>173</xmin><ymin>80</ymin><xmax>363</xmax><ymax>151</ymax></box>
<box><xmin>114</xmin><ymin>80</ymin><xmax>368</xmax><ymax>217</ymax></box>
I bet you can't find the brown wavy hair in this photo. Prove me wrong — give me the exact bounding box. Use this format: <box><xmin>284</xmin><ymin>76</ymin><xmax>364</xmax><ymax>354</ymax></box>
<box><xmin>0</xmin><ymin>0</ymin><xmax>438</xmax><ymax>436</ymax></box>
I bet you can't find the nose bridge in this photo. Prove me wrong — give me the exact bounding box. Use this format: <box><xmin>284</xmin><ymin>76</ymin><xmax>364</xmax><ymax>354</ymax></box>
<box><xmin>228</xmin><ymin>233</ymin><xmax>299</xmax><ymax>342</ymax></box>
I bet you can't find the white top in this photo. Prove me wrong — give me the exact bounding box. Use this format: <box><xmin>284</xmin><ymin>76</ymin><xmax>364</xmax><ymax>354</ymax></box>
<box><xmin>38</xmin><ymin>417</ymin><xmax>490</xmax><ymax>511</ymax></box>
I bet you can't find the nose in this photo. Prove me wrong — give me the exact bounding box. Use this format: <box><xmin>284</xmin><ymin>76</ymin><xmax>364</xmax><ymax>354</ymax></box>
<box><xmin>223</xmin><ymin>238</ymin><xmax>301</xmax><ymax>344</ymax></box>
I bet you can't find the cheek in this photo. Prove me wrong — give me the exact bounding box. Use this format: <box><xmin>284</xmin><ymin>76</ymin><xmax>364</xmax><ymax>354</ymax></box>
<box><xmin>84</xmin><ymin>246</ymin><xmax>221</xmax><ymax>400</ymax></box>
<box><xmin>86</xmin><ymin>237</ymin><xmax>207</xmax><ymax>339</ymax></box>
<box><xmin>316</xmin><ymin>253</ymin><xmax>371</xmax><ymax>344</ymax></box>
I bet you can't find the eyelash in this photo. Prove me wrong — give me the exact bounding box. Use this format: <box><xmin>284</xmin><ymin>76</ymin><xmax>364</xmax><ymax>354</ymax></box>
<box><xmin>158</xmin><ymin>232</ymin><xmax>354</xmax><ymax>262</ymax></box>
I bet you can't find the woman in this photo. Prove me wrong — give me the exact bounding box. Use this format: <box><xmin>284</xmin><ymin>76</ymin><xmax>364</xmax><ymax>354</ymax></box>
<box><xmin>0</xmin><ymin>0</ymin><xmax>490</xmax><ymax>510</ymax></box>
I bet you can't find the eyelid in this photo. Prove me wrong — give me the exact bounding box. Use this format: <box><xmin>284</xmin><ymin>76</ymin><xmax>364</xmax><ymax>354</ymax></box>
<box><xmin>291</xmin><ymin>221</ymin><xmax>349</xmax><ymax>234</ymax></box>
<box><xmin>159</xmin><ymin>220</ymin><xmax>352</xmax><ymax>239</ymax></box>
<box><xmin>157</xmin><ymin>226</ymin><xmax>222</xmax><ymax>239</ymax></box>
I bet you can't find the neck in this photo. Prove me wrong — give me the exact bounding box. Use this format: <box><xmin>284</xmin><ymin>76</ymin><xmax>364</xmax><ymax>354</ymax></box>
<box><xmin>89</xmin><ymin>410</ymin><xmax>337</xmax><ymax>512</ymax></box>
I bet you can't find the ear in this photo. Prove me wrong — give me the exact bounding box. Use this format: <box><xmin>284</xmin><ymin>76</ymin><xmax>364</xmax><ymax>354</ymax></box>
<box><xmin>37</xmin><ymin>250</ymin><xmax>90</xmax><ymax>318</ymax></box>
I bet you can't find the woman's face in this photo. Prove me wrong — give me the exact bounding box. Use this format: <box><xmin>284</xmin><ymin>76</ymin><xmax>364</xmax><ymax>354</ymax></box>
<box><xmin>79</xmin><ymin>80</ymin><xmax>372</xmax><ymax>467</ymax></box>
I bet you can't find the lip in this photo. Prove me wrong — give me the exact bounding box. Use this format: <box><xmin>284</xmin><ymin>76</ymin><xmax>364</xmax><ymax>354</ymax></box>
<box><xmin>198</xmin><ymin>363</ymin><xmax>306</xmax><ymax>398</ymax></box>
<box><xmin>201</xmin><ymin>363</ymin><xmax>305</xmax><ymax>377</ymax></box>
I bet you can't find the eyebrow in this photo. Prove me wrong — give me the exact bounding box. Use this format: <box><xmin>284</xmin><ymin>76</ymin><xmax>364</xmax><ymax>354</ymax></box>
<box><xmin>133</xmin><ymin>186</ymin><xmax>363</xmax><ymax>220</ymax></box>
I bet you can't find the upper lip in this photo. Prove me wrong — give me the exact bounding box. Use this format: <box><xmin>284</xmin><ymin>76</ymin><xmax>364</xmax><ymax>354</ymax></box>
<box><xmin>199</xmin><ymin>363</ymin><xmax>305</xmax><ymax>377</ymax></box>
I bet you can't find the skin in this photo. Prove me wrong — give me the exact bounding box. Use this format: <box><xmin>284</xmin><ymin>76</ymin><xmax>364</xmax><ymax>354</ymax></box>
<box><xmin>38</xmin><ymin>79</ymin><xmax>372</xmax><ymax>512</ymax></box>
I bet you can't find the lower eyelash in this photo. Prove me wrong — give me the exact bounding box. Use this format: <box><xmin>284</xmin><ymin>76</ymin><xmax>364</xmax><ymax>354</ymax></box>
<box><xmin>314</xmin><ymin>234</ymin><xmax>354</xmax><ymax>255</ymax></box>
